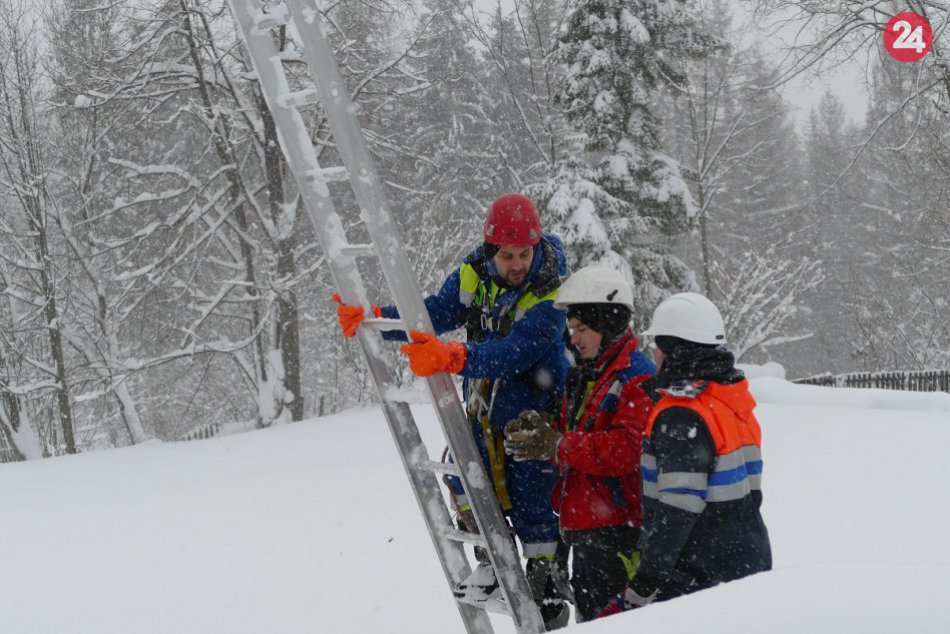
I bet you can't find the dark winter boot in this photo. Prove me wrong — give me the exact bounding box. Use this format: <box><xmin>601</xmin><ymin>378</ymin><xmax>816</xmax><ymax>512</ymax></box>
<box><xmin>453</xmin><ymin>546</ymin><xmax>499</xmax><ymax>603</ymax></box>
<box><xmin>452</xmin><ymin>510</ymin><xmax>499</xmax><ymax>603</ymax></box>
<box><xmin>526</xmin><ymin>552</ymin><xmax>572</xmax><ymax>630</ymax></box>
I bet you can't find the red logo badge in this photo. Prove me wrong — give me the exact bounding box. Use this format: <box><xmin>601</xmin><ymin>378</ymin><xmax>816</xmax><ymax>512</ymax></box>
<box><xmin>884</xmin><ymin>12</ymin><xmax>933</xmax><ymax>62</ymax></box>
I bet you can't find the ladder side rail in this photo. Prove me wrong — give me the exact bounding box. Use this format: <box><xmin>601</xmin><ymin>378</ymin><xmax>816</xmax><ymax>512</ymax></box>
<box><xmin>228</xmin><ymin>2</ymin><xmax>491</xmax><ymax>632</ymax></box>
<box><xmin>354</xmin><ymin>338</ymin><xmax>495</xmax><ymax>634</ymax></box>
<box><xmin>284</xmin><ymin>2</ymin><xmax>545</xmax><ymax>631</ymax></box>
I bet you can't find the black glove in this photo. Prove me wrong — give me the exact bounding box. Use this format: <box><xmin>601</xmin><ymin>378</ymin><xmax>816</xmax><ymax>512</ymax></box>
<box><xmin>503</xmin><ymin>410</ymin><xmax>562</xmax><ymax>461</ymax></box>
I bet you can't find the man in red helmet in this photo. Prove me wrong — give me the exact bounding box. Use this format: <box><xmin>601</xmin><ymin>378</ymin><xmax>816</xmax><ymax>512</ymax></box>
<box><xmin>334</xmin><ymin>193</ymin><xmax>572</xmax><ymax>627</ymax></box>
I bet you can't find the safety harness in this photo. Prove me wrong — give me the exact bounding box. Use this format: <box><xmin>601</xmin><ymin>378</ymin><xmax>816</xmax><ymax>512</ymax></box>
<box><xmin>455</xmin><ymin>238</ymin><xmax>563</xmax><ymax>509</ymax></box>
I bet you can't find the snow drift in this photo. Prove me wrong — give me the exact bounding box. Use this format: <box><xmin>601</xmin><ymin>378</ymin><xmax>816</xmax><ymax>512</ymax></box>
<box><xmin>0</xmin><ymin>378</ymin><xmax>947</xmax><ymax>634</ymax></box>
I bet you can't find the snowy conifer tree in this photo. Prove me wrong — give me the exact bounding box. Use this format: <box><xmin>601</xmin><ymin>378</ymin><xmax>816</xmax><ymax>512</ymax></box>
<box><xmin>530</xmin><ymin>0</ymin><xmax>710</xmax><ymax>319</ymax></box>
<box><xmin>845</xmin><ymin>58</ymin><xmax>950</xmax><ymax>371</ymax></box>
<box><xmin>394</xmin><ymin>0</ymin><xmax>498</xmax><ymax>284</ymax></box>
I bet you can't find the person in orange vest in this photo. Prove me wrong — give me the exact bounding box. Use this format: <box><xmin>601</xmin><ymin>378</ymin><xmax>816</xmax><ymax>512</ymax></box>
<box><xmin>602</xmin><ymin>292</ymin><xmax>772</xmax><ymax>614</ymax></box>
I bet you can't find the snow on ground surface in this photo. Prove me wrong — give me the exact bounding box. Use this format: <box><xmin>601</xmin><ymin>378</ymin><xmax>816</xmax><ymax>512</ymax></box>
<box><xmin>1</xmin><ymin>378</ymin><xmax>948</xmax><ymax>634</ymax></box>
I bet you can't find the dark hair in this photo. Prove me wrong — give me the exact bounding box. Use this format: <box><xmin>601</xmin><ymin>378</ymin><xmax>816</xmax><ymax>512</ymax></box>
<box><xmin>654</xmin><ymin>335</ymin><xmax>717</xmax><ymax>355</ymax></box>
<box><xmin>567</xmin><ymin>303</ymin><xmax>632</xmax><ymax>342</ymax></box>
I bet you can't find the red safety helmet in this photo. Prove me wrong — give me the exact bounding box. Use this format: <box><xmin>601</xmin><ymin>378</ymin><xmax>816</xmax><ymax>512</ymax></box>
<box><xmin>483</xmin><ymin>193</ymin><xmax>542</xmax><ymax>247</ymax></box>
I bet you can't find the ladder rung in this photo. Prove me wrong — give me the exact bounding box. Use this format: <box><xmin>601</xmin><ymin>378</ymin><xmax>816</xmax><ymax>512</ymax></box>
<box><xmin>320</xmin><ymin>166</ymin><xmax>349</xmax><ymax>182</ymax></box>
<box><xmin>339</xmin><ymin>243</ymin><xmax>375</xmax><ymax>257</ymax></box>
<box><xmin>384</xmin><ymin>386</ymin><xmax>431</xmax><ymax>404</ymax></box>
<box><xmin>278</xmin><ymin>88</ymin><xmax>320</xmax><ymax>109</ymax></box>
<box><xmin>455</xmin><ymin>593</ymin><xmax>511</xmax><ymax>615</ymax></box>
<box><xmin>444</xmin><ymin>528</ymin><xmax>487</xmax><ymax>548</ymax></box>
<box><xmin>417</xmin><ymin>459</ymin><xmax>460</xmax><ymax>477</ymax></box>
<box><xmin>305</xmin><ymin>166</ymin><xmax>348</xmax><ymax>183</ymax></box>
<box><xmin>252</xmin><ymin>4</ymin><xmax>290</xmax><ymax>30</ymax></box>
<box><xmin>361</xmin><ymin>317</ymin><xmax>403</xmax><ymax>330</ymax></box>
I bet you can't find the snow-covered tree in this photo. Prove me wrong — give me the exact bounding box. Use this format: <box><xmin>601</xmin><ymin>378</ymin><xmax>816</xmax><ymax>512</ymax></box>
<box><xmin>844</xmin><ymin>54</ymin><xmax>950</xmax><ymax>371</ymax></box>
<box><xmin>0</xmin><ymin>0</ymin><xmax>79</xmax><ymax>454</ymax></box>
<box><xmin>452</xmin><ymin>0</ymin><xmax>569</xmax><ymax>183</ymax></box>
<box><xmin>653</xmin><ymin>1</ymin><xmax>818</xmax><ymax>365</ymax></box>
<box><xmin>788</xmin><ymin>90</ymin><xmax>869</xmax><ymax>372</ymax></box>
<box><xmin>750</xmin><ymin>0</ymin><xmax>950</xmax><ymax>374</ymax></box>
<box><xmin>662</xmin><ymin>1</ymin><xmax>802</xmax><ymax>294</ymax></box>
<box><xmin>713</xmin><ymin>245</ymin><xmax>824</xmax><ymax>361</ymax></box>
<box><xmin>393</xmin><ymin>0</ymin><xmax>569</xmax><ymax>280</ymax></box>
<box><xmin>390</xmin><ymin>0</ymin><xmax>499</xmax><ymax>286</ymax></box>
<box><xmin>42</xmin><ymin>0</ymin><xmax>160</xmax><ymax>446</ymax></box>
<box><xmin>531</xmin><ymin>0</ymin><xmax>710</xmax><ymax>320</ymax></box>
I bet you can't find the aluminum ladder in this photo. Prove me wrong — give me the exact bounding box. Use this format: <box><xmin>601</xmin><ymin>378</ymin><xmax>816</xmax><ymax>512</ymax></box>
<box><xmin>227</xmin><ymin>1</ymin><xmax>547</xmax><ymax>632</ymax></box>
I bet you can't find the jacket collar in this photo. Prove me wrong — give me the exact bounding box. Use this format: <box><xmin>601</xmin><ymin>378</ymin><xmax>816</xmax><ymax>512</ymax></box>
<box><xmin>586</xmin><ymin>329</ymin><xmax>638</xmax><ymax>375</ymax></box>
<box><xmin>463</xmin><ymin>233</ymin><xmax>565</xmax><ymax>298</ymax></box>
<box><xmin>656</xmin><ymin>344</ymin><xmax>743</xmax><ymax>387</ymax></box>
<box><xmin>565</xmin><ymin>330</ymin><xmax>640</xmax><ymax>429</ymax></box>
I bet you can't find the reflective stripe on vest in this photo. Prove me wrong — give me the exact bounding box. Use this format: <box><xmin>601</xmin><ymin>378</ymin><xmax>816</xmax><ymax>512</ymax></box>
<box><xmin>641</xmin><ymin>380</ymin><xmax>762</xmax><ymax>510</ymax></box>
<box><xmin>458</xmin><ymin>263</ymin><xmax>559</xmax><ymax>321</ymax></box>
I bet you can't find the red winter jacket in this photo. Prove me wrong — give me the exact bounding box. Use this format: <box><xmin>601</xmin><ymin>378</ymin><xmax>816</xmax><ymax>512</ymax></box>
<box><xmin>552</xmin><ymin>332</ymin><xmax>656</xmax><ymax>532</ymax></box>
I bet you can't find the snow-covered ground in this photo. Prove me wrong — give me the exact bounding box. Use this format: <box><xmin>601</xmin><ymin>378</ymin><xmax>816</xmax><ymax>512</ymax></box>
<box><xmin>1</xmin><ymin>378</ymin><xmax>948</xmax><ymax>634</ymax></box>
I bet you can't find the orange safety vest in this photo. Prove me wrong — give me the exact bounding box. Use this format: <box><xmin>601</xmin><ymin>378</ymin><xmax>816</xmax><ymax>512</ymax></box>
<box><xmin>644</xmin><ymin>379</ymin><xmax>762</xmax><ymax>504</ymax></box>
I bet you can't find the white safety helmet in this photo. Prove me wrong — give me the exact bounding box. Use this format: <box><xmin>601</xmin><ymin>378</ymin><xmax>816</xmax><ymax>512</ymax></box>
<box><xmin>642</xmin><ymin>292</ymin><xmax>726</xmax><ymax>345</ymax></box>
<box><xmin>553</xmin><ymin>265</ymin><xmax>635</xmax><ymax>310</ymax></box>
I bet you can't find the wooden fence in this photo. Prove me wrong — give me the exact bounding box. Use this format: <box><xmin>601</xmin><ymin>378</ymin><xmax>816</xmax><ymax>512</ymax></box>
<box><xmin>1</xmin><ymin>421</ymin><xmax>226</xmax><ymax>461</ymax></box>
<box><xmin>179</xmin><ymin>422</ymin><xmax>222</xmax><ymax>442</ymax></box>
<box><xmin>794</xmin><ymin>370</ymin><xmax>950</xmax><ymax>393</ymax></box>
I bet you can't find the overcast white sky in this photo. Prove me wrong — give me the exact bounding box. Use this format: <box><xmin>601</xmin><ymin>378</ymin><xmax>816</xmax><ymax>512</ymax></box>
<box><xmin>779</xmin><ymin>57</ymin><xmax>871</xmax><ymax>128</ymax></box>
<box><xmin>740</xmin><ymin>3</ymin><xmax>876</xmax><ymax>130</ymax></box>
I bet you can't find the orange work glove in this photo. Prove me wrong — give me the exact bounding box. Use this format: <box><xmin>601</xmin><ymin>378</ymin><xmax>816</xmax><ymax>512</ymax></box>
<box><xmin>399</xmin><ymin>331</ymin><xmax>467</xmax><ymax>376</ymax></box>
<box><xmin>332</xmin><ymin>293</ymin><xmax>382</xmax><ymax>338</ymax></box>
